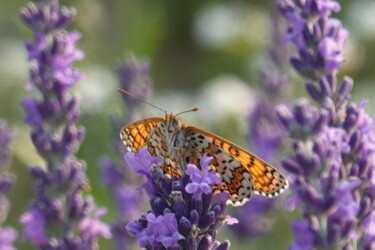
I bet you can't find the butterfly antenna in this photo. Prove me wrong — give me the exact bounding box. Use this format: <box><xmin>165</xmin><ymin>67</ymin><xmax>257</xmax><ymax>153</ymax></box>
<box><xmin>176</xmin><ymin>107</ymin><xmax>199</xmax><ymax>117</ymax></box>
<box><xmin>117</xmin><ymin>88</ymin><xmax>166</xmax><ymax>114</ymax></box>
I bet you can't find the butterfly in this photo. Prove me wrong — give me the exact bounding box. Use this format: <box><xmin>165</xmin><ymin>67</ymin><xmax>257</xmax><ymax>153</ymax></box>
<box><xmin>118</xmin><ymin>89</ymin><xmax>289</xmax><ymax>206</ymax></box>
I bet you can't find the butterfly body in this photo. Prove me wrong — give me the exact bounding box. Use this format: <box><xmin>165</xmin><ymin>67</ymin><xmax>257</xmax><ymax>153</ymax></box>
<box><xmin>120</xmin><ymin>112</ymin><xmax>288</xmax><ymax>206</ymax></box>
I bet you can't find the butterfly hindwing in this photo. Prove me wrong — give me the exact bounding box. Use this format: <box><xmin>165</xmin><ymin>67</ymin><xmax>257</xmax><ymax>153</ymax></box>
<box><xmin>185</xmin><ymin>129</ymin><xmax>253</xmax><ymax>206</ymax></box>
<box><xmin>185</xmin><ymin>126</ymin><xmax>289</xmax><ymax>200</ymax></box>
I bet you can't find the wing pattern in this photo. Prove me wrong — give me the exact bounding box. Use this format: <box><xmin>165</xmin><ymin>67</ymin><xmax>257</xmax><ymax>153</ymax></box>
<box><xmin>185</xmin><ymin>126</ymin><xmax>289</xmax><ymax>206</ymax></box>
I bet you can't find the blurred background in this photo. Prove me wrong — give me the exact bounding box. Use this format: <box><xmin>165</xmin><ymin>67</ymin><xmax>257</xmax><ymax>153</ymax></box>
<box><xmin>1</xmin><ymin>0</ymin><xmax>375</xmax><ymax>249</ymax></box>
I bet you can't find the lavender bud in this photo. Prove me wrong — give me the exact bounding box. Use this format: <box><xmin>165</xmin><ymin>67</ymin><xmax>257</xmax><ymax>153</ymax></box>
<box><xmin>358</xmin><ymin>158</ymin><xmax>370</xmax><ymax>177</ymax></box>
<box><xmin>191</xmin><ymin>198</ymin><xmax>203</xmax><ymax>217</ymax></box>
<box><xmin>319</xmin><ymin>77</ymin><xmax>332</xmax><ymax>96</ymax></box>
<box><xmin>281</xmin><ymin>157</ymin><xmax>301</xmax><ymax>174</ymax></box>
<box><xmin>276</xmin><ymin>105</ymin><xmax>293</xmax><ymax>130</ymax></box>
<box><xmin>306</xmin><ymin>82</ymin><xmax>322</xmax><ymax>101</ymax></box>
<box><xmin>190</xmin><ymin>210</ymin><xmax>199</xmax><ymax>225</ymax></box>
<box><xmin>341</xmin><ymin>220</ymin><xmax>356</xmax><ymax>239</ymax></box>
<box><xmin>151</xmin><ymin>197</ymin><xmax>168</xmax><ymax>216</ymax></box>
<box><xmin>327</xmin><ymin>222</ymin><xmax>340</xmax><ymax>245</ymax></box>
<box><xmin>199</xmin><ymin>211</ymin><xmax>216</xmax><ymax>229</ymax></box>
<box><xmin>358</xmin><ymin>197</ymin><xmax>371</xmax><ymax>218</ymax></box>
<box><xmin>312</xmin><ymin>110</ymin><xmax>328</xmax><ymax>134</ymax></box>
<box><xmin>338</xmin><ymin>77</ymin><xmax>353</xmax><ymax>98</ymax></box>
<box><xmin>178</xmin><ymin>216</ymin><xmax>192</xmax><ymax>235</ymax></box>
<box><xmin>197</xmin><ymin>235</ymin><xmax>212</xmax><ymax>250</ymax></box>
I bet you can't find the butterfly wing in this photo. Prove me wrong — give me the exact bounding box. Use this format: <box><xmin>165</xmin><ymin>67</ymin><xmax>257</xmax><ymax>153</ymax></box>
<box><xmin>120</xmin><ymin>117</ymin><xmax>164</xmax><ymax>152</ymax></box>
<box><xmin>185</xmin><ymin>126</ymin><xmax>289</xmax><ymax>205</ymax></box>
<box><xmin>120</xmin><ymin>117</ymin><xmax>181</xmax><ymax>178</ymax></box>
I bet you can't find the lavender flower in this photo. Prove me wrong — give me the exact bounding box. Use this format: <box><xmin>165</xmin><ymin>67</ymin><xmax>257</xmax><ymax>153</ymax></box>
<box><xmin>0</xmin><ymin>121</ymin><xmax>17</xmax><ymax>250</ymax></box>
<box><xmin>19</xmin><ymin>0</ymin><xmax>111</xmax><ymax>248</ymax></box>
<box><xmin>127</xmin><ymin>213</ymin><xmax>184</xmax><ymax>249</ymax></box>
<box><xmin>125</xmin><ymin>148</ymin><xmax>232</xmax><ymax>250</ymax></box>
<box><xmin>278</xmin><ymin>0</ymin><xmax>375</xmax><ymax>248</ymax></box>
<box><xmin>185</xmin><ymin>155</ymin><xmax>221</xmax><ymax>200</ymax></box>
<box><xmin>232</xmin><ymin>12</ymin><xmax>291</xmax><ymax>238</ymax></box>
<box><xmin>99</xmin><ymin>54</ymin><xmax>152</xmax><ymax>249</ymax></box>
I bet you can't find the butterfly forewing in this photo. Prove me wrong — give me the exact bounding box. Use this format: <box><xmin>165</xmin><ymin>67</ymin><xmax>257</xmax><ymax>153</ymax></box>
<box><xmin>120</xmin><ymin>117</ymin><xmax>164</xmax><ymax>153</ymax></box>
<box><xmin>120</xmin><ymin>117</ymin><xmax>181</xmax><ymax>178</ymax></box>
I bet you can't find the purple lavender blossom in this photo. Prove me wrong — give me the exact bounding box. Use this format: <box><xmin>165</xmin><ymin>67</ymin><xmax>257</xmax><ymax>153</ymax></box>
<box><xmin>19</xmin><ymin>208</ymin><xmax>47</xmax><ymax>245</ymax></box>
<box><xmin>125</xmin><ymin>148</ymin><xmax>232</xmax><ymax>250</ymax></box>
<box><xmin>99</xmin><ymin>54</ymin><xmax>153</xmax><ymax>250</ymax></box>
<box><xmin>79</xmin><ymin>207</ymin><xmax>112</xmax><ymax>243</ymax></box>
<box><xmin>278</xmin><ymin>0</ymin><xmax>375</xmax><ymax>248</ymax></box>
<box><xmin>128</xmin><ymin>213</ymin><xmax>184</xmax><ymax>248</ymax></box>
<box><xmin>19</xmin><ymin>0</ymin><xmax>111</xmax><ymax>248</ymax></box>
<box><xmin>185</xmin><ymin>155</ymin><xmax>221</xmax><ymax>200</ymax></box>
<box><xmin>124</xmin><ymin>148</ymin><xmax>162</xmax><ymax>198</ymax></box>
<box><xmin>0</xmin><ymin>121</ymin><xmax>17</xmax><ymax>250</ymax></box>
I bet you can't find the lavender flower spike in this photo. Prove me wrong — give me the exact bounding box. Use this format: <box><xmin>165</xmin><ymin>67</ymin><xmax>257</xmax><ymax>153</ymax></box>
<box><xmin>278</xmin><ymin>0</ymin><xmax>375</xmax><ymax>249</ymax></box>
<box><xmin>0</xmin><ymin>121</ymin><xmax>17</xmax><ymax>250</ymax></box>
<box><xmin>125</xmin><ymin>148</ymin><xmax>233</xmax><ymax>250</ymax></box>
<box><xmin>19</xmin><ymin>0</ymin><xmax>111</xmax><ymax>248</ymax></box>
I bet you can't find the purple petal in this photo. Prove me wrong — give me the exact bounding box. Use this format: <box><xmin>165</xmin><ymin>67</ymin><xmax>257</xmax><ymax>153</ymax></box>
<box><xmin>19</xmin><ymin>208</ymin><xmax>47</xmax><ymax>245</ymax></box>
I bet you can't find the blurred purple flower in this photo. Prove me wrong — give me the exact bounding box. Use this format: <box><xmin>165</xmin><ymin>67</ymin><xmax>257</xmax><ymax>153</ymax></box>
<box><xmin>0</xmin><ymin>122</ymin><xmax>15</xmax><ymax>198</ymax></box>
<box><xmin>278</xmin><ymin>0</ymin><xmax>375</xmax><ymax>248</ymax></box>
<box><xmin>235</xmin><ymin>11</ymin><xmax>290</xmax><ymax>239</ymax></box>
<box><xmin>0</xmin><ymin>227</ymin><xmax>17</xmax><ymax>250</ymax></box>
<box><xmin>19</xmin><ymin>0</ymin><xmax>111</xmax><ymax>248</ymax></box>
<box><xmin>79</xmin><ymin>208</ymin><xmax>112</xmax><ymax>242</ymax></box>
<box><xmin>289</xmin><ymin>218</ymin><xmax>315</xmax><ymax>250</ymax></box>
<box><xmin>99</xmin><ymin>156</ymin><xmax>125</xmax><ymax>187</ymax></box>
<box><xmin>125</xmin><ymin>148</ymin><xmax>232</xmax><ymax>249</ymax></box>
<box><xmin>318</xmin><ymin>37</ymin><xmax>345</xmax><ymax>75</ymax></box>
<box><xmin>19</xmin><ymin>208</ymin><xmax>47</xmax><ymax>245</ymax></box>
<box><xmin>115</xmin><ymin>185</ymin><xmax>144</xmax><ymax>219</ymax></box>
<box><xmin>231</xmin><ymin>196</ymin><xmax>273</xmax><ymax>237</ymax></box>
<box><xmin>0</xmin><ymin>121</ymin><xmax>14</xmax><ymax>169</ymax></box>
<box><xmin>115</xmin><ymin>54</ymin><xmax>151</xmax><ymax>122</ymax></box>
<box><xmin>280</xmin><ymin>0</ymin><xmax>347</xmax><ymax>79</ymax></box>
<box><xmin>98</xmin><ymin>54</ymin><xmax>153</xmax><ymax>249</ymax></box>
<box><xmin>0</xmin><ymin>121</ymin><xmax>17</xmax><ymax>249</ymax></box>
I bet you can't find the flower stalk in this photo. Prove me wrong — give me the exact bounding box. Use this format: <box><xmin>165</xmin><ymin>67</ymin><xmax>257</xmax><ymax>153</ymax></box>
<box><xmin>99</xmin><ymin>54</ymin><xmax>152</xmax><ymax>250</ymax></box>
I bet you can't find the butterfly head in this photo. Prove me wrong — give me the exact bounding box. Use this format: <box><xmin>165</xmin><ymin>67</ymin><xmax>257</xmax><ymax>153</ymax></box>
<box><xmin>165</xmin><ymin>113</ymin><xmax>183</xmax><ymax>133</ymax></box>
<box><xmin>165</xmin><ymin>108</ymin><xmax>199</xmax><ymax>133</ymax></box>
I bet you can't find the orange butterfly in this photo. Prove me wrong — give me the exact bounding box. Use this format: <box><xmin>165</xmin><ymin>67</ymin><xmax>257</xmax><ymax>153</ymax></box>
<box><xmin>118</xmin><ymin>89</ymin><xmax>288</xmax><ymax>206</ymax></box>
